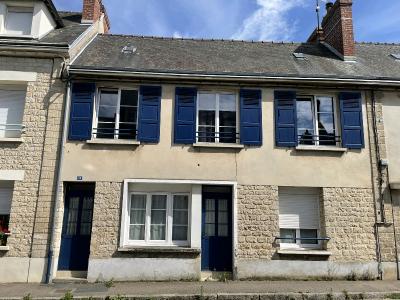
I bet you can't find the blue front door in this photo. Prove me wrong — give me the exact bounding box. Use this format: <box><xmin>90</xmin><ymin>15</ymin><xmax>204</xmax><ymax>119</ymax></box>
<box><xmin>58</xmin><ymin>183</ymin><xmax>95</xmax><ymax>271</ymax></box>
<box><xmin>201</xmin><ymin>186</ymin><xmax>233</xmax><ymax>271</ymax></box>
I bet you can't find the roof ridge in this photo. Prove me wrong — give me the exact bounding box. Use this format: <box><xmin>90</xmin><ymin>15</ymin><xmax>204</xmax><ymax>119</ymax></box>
<box><xmin>356</xmin><ymin>41</ymin><xmax>400</xmax><ymax>46</ymax></box>
<box><xmin>58</xmin><ymin>10</ymin><xmax>82</xmax><ymax>14</ymax></box>
<box><xmin>100</xmin><ymin>33</ymin><xmax>304</xmax><ymax>45</ymax></box>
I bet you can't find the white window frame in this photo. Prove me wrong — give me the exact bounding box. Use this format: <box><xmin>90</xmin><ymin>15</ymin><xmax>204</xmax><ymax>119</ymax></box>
<box><xmin>196</xmin><ymin>90</ymin><xmax>239</xmax><ymax>144</ymax></box>
<box><xmin>4</xmin><ymin>6</ymin><xmax>33</xmax><ymax>37</ymax></box>
<box><xmin>93</xmin><ymin>86</ymin><xmax>139</xmax><ymax>140</ymax></box>
<box><xmin>296</xmin><ymin>94</ymin><xmax>340</xmax><ymax>147</ymax></box>
<box><xmin>279</xmin><ymin>187</ymin><xmax>322</xmax><ymax>250</ymax></box>
<box><xmin>279</xmin><ymin>228</ymin><xmax>321</xmax><ymax>250</ymax></box>
<box><xmin>126</xmin><ymin>192</ymin><xmax>191</xmax><ymax>247</ymax></box>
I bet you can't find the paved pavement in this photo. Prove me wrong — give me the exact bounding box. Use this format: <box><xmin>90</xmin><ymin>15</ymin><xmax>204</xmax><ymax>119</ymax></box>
<box><xmin>1</xmin><ymin>280</ymin><xmax>400</xmax><ymax>299</ymax></box>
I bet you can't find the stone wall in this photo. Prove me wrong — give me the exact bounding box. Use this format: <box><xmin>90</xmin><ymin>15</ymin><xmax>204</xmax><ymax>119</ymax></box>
<box><xmin>90</xmin><ymin>181</ymin><xmax>123</xmax><ymax>259</ymax></box>
<box><xmin>236</xmin><ymin>185</ymin><xmax>279</xmax><ymax>260</ymax></box>
<box><xmin>322</xmin><ymin>187</ymin><xmax>376</xmax><ymax>262</ymax></box>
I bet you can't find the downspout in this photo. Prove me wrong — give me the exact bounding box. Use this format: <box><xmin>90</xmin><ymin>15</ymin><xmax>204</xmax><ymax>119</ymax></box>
<box><xmin>370</xmin><ymin>90</ymin><xmax>384</xmax><ymax>279</ymax></box>
<box><xmin>45</xmin><ymin>77</ymin><xmax>71</xmax><ymax>283</ymax></box>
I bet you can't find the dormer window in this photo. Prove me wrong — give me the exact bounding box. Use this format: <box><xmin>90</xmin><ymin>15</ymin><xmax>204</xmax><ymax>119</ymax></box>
<box><xmin>5</xmin><ymin>7</ymin><xmax>33</xmax><ymax>36</ymax></box>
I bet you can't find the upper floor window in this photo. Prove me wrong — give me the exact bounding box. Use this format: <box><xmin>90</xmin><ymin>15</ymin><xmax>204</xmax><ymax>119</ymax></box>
<box><xmin>0</xmin><ymin>88</ymin><xmax>26</xmax><ymax>139</ymax></box>
<box><xmin>93</xmin><ymin>88</ymin><xmax>138</xmax><ymax>140</ymax></box>
<box><xmin>5</xmin><ymin>7</ymin><xmax>33</xmax><ymax>36</ymax></box>
<box><xmin>197</xmin><ymin>91</ymin><xmax>238</xmax><ymax>144</ymax></box>
<box><xmin>297</xmin><ymin>96</ymin><xmax>338</xmax><ymax>146</ymax></box>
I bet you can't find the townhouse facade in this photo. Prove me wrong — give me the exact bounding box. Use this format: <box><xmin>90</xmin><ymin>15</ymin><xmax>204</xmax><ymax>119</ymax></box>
<box><xmin>0</xmin><ymin>0</ymin><xmax>110</xmax><ymax>283</ymax></box>
<box><xmin>1</xmin><ymin>0</ymin><xmax>400</xmax><ymax>284</ymax></box>
<box><xmin>47</xmin><ymin>0</ymin><xmax>400</xmax><ymax>282</ymax></box>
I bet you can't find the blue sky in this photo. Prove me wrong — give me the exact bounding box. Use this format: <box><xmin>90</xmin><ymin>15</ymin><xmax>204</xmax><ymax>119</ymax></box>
<box><xmin>53</xmin><ymin>0</ymin><xmax>400</xmax><ymax>43</ymax></box>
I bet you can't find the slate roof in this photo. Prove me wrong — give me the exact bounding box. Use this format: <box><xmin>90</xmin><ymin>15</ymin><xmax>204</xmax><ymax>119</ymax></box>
<box><xmin>71</xmin><ymin>34</ymin><xmax>400</xmax><ymax>81</ymax></box>
<box><xmin>39</xmin><ymin>12</ymin><xmax>89</xmax><ymax>45</ymax></box>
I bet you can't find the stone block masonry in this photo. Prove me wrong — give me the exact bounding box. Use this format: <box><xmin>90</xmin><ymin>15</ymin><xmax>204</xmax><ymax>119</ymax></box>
<box><xmin>237</xmin><ymin>185</ymin><xmax>279</xmax><ymax>260</ymax></box>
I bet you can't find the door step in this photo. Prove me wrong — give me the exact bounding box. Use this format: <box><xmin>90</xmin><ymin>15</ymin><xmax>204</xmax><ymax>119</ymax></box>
<box><xmin>201</xmin><ymin>271</ymin><xmax>232</xmax><ymax>282</ymax></box>
<box><xmin>54</xmin><ymin>271</ymin><xmax>88</xmax><ymax>283</ymax></box>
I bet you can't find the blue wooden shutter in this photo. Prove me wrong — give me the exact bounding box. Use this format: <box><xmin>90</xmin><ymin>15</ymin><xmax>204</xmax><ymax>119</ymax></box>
<box><xmin>68</xmin><ymin>82</ymin><xmax>95</xmax><ymax>141</ymax></box>
<box><xmin>174</xmin><ymin>87</ymin><xmax>197</xmax><ymax>144</ymax></box>
<box><xmin>275</xmin><ymin>90</ymin><xmax>297</xmax><ymax>147</ymax></box>
<box><xmin>339</xmin><ymin>92</ymin><xmax>364</xmax><ymax>149</ymax></box>
<box><xmin>137</xmin><ymin>86</ymin><xmax>162</xmax><ymax>143</ymax></box>
<box><xmin>240</xmin><ymin>89</ymin><xmax>262</xmax><ymax>146</ymax></box>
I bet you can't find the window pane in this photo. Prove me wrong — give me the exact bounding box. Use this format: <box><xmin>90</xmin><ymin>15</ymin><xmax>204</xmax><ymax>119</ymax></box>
<box><xmin>173</xmin><ymin>226</ymin><xmax>188</xmax><ymax>241</ymax></box>
<box><xmin>316</xmin><ymin>97</ymin><xmax>333</xmax><ymax>113</ymax></box>
<box><xmin>318</xmin><ymin>113</ymin><xmax>336</xmax><ymax>146</ymax></box>
<box><xmin>297</xmin><ymin>98</ymin><xmax>314</xmax><ymax>145</ymax></box>
<box><xmin>130</xmin><ymin>195</ymin><xmax>146</xmax><ymax>238</ymax></box>
<box><xmin>198</xmin><ymin>125</ymin><xmax>215</xmax><ymax>143</ymax></box>
<box><xmin>150</xmin><ymin>195</ymin><xmax>167</xmax><ymax>240</ymax></box>
<box><xmin>219</xmin><ymin>109</ymin><xmax>236</xmax><ymax>143</ymax></box>
<box><xmin>6</xmin><ymin>9</ymin><xmax>33</xmax><ymax>35</ymax></box>
<box><xmin>173</xmin><ymin>195</ymin><xmax>188</xmax><ymax>209</ymax></box>
<box><xmin>218</xmin><ymin>224</ymin><xmax>228</xmax><ymax>237</ymax></box>
<box><xmin>130</xmin><ymin>225</ymin><xmax>145</xmax><ymax>240</ymax></box>
<box><xmin>0</xmin><ymin>215</ymin><xmax>10</xmax><ymax>232</ymax></box>
<box><xmin>205</xmin><ymin>224</ymin><xmax>215</xmax><ymax>237</ymax></box>
<box><xmin>300</xmin><ymin>229</ymin><xmax>318</xmax><ymax>245</ymax></box>
<box><xmin>280</xmin><ymin>228</ymin><xmax>296</xmax><ymax>244</ymax></box>
<box><xmin>219</xmin><ymin>94</ymin><xmax>236</xmax><ymax>111</ymax></box>
<box><xmin>198</xmin><ymin>93</ymin><xmax>216</xmax><ymax>110</ymax></box>
<box><xmin>97</xmin><ymin>90</ymin><xmax>118</xmax><ymax>139</ymax></box>
<box><xmin>173</xmin><ymin>195</ymin><xmax>189</xmax><ymax>241</ymax></box>
<box><xmin>119</xmin><ymin>90</ymin><xmax>138</xmax><ymax>140</ymax></box>
<box><xmin>121</xmin><ymin>90</ymin><xmax>138</xmax><ymax>106</ymax></box>
<box><xmin>130</xmin><ymin>194</ymin><xmax>147</xmax><ymax>240</ymax></box>
<box><xmin>66</xmin><ymin>197</ymin><xmax>79</xmax><ymax>235</ymax></box>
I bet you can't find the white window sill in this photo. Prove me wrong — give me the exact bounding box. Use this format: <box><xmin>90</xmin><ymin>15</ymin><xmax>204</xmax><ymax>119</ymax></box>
<box><xmin>87</xmin><ymin>139</ymin><xmax>140</xmax><ymax>146</ymax></box>
<box><xmin>118</xmin><ymin>246</ymin><xmax>200</xmax><ymax>254</ymax></box>
<box><xmin>0</xmin><ymin>246</ymin><xmax>9</xmax><ymax>251</ymax></box>
<box><xmin>0</xmin><ymin>34</ymin><xmax>34</xmax><ymax>39</ymax></box>
<box><xmin>193</xmin><ymin>142</ymin><xmax>244</xmax><ymax>149</ymax></box>
<box><xmin>277</xmin><ymin>249</ymin><xmax>331</xmax><ymax>256</ymax></box>
<box><xmin>0</xmin><ymin>138</ymin><xmax>23</xmax><ymax>143</ymax></box>
<box><xmin>295</xmin><ymin>145</ymin><xmax>347</xmax><ymax>152</ymax></box>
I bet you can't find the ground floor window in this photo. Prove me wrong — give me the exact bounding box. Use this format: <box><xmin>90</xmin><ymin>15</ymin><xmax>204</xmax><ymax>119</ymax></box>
<box><xmin>129</xmin><ymin>192</ymin><xmax>190</xmax><ymax>246</ymax></box>
<box><xmin>0</xmin><ymin>181</ymin><xmax>13</xmax><ymax>246</ymax></box>
<box><xmin>278</xmin><ymin>187</ymin><xmax>321</xmax><ymax>249</ymax></box>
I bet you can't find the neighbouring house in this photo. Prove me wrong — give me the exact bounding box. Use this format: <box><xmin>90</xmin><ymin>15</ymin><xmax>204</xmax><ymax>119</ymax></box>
<box><xmin>0</xmin><ymin>0</ymin><xmax>110</xmax><ymax>283</ymax></box>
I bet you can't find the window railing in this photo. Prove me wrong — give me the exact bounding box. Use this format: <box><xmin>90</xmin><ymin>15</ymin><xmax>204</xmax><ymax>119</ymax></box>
<box><xmin>274</xmin><ymin>236</ymin><xmax>331</xmax><ymax>243</ymax></box>
<box><xmin>196</xmin><ymin>130</ymin><xmax>240</xmax><ymax>144</ymax></box>
<box><xmin>298</xmin><ymin>134</ymin><xmax>341</xmax><ymax>146</ymax></box>
<box><xmin>0</xmin><ymin>124</ymin><xmax>25</xmax><ymax>138</ymax></box>
<box><xmin>92</xmin><ymin>127</ymin><xmax>138</xmax><ymax>140</ymax></box>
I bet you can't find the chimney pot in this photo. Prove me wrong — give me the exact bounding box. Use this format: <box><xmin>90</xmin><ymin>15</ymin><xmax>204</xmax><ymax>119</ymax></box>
<box><xmin>326</xmin><ymin>2</ymin><xmax>334</xmax><ymax>12</ymax></box>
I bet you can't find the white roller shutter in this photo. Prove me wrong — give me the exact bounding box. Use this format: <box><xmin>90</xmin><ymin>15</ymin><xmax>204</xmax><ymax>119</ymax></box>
<box><xmin>0</xmin><ymin>89</ymin><xmax>26</xmax><ymax>138</ymax></box>
<box><xmin>279</xmin><ymin>187</ymin><xmax>320</xmax><ymax>230</ymax></box>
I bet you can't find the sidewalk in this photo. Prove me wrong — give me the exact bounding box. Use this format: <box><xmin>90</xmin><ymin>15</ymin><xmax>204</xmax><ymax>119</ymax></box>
<box><xmin>1</xmin><ymin>280</ymin><xmax>400</xmax><ymax>300</ymax></box>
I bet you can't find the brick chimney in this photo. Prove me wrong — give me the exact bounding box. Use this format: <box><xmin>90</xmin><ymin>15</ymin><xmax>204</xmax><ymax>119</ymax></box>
<box><xmin>321</xmin><ymin>0</ymin><xmax>355</xmax><ymax>60</ymax></box>
<box><xmin>82</xmin><ymin>0</ymin><xmax>111</xmax><ymax>33</ymax></box>
<box><xmin>307</xmin><ymin>0</ymin><xmax>355</xmax><ymax>61</ymax></box>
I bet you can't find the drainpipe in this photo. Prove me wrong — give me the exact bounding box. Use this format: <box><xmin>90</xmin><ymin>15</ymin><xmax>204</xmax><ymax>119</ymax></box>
<box><xmin>370</xmin><ymin>90</ymin><xmax>384</xmax><ymax>279</ymax></box>
<box><xmin>45</xmin><ymin>79</ymin><xmax>71</xmax><ymax>283</ymax></box>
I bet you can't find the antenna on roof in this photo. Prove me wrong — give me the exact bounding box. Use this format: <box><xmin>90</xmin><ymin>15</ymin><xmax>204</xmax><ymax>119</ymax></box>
<box><xmin>316</xmin><ymin>0</ymin><xmax>321</xmax><ymax>31</ymax></box>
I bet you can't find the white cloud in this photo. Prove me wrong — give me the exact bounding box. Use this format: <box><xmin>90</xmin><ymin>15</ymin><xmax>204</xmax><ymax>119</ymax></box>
<box><xmin>172</xmin><ymin>31</ymin><xmax>183</xmax><ymax>38</ymax></box>
<box><xmin>232</xmin><ymin>0</ymin><xmax>305</xmax><ymax>41</ymax></box>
